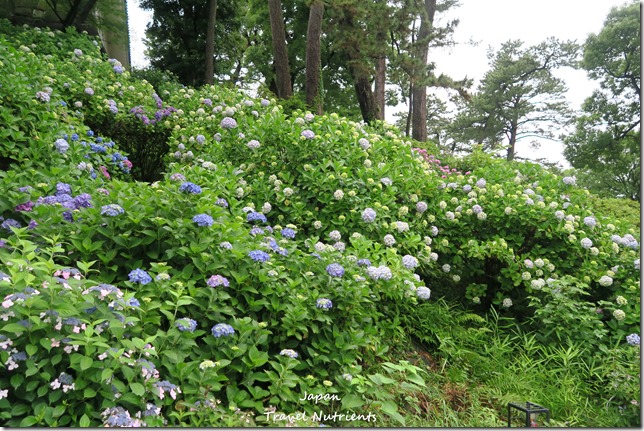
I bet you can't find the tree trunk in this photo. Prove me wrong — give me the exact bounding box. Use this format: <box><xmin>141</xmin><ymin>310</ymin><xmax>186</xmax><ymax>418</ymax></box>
<box><xmin>204</xmin><ymin>0</ymin><xmax>218</xmax><ymax>85</ymax></box>
<box><xmin>353</xmin><ymin>74</ymin><xmax>379</xmax><ymax>124</ymax></box>
<box><xmin>411</xmin><ymin>0</ymin><xmax>436</xmax><ymax>142</ymax></box>
<box><xmin>374</xmin><ymin>56</ymin><xmax>386</xmax><ymax>120</ymax></box>
<box><xmin>507</xmin><ymin>125</ymin><xmax>517</xmax><ymax>161</ymax></box>
<box><xmin>305</xmin><ymin>0</ymin><xmax>324</xmax><ymax>114</ymax></box>
<box><xmin>268</xmin><ymin>0</ymin><xmax>292</xmax><ymax>99</ymax></box>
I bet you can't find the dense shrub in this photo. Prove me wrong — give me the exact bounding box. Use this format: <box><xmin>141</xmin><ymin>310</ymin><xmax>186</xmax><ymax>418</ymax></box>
<box><xmin>0</xmin><ymin>22</ymin><xmax>639</xmax><ymax>426</ymax></box>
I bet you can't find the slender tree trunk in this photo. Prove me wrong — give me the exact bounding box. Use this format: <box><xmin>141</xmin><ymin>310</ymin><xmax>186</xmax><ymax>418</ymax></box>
<box><xmin>305</xmin><ymin>0</ymin><xmax>324</xmax><ymax>114</ymax></box>
<box><xmin>405</xmin><ymin>81</ymin><xmax>412</xmax><ymax>136</ymax></box>
<box><xmin>353</xmin><ymin>74</ymin><xmax>379</xmax><ymax>124</ymax></box>
<box><xmin>411</xmin><ymin>0</ymin><xmax>436</xmax><ymax>142</ymax></box>
<box><xmin>507</xmin><ymin>125</ymin><xmax>517</xmax><ymax>161</ymax></box>
<box><xmin>205</xmin><ymin>0</ymin><xmax>218</xmax><ymax>85</ymax></box>
<box><xmin>268</xmin><ymin>0</ymin><xmax>292</xmax><ymax>99</ymax></box>
<box><xmin>374</xmin><ymin>56</ymin><xmax>386</xmax><ymax>120</ymax></box>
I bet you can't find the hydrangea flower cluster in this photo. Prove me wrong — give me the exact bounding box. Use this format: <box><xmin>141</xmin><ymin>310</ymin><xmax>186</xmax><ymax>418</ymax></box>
<box><xmin>220</xmin><ymin>117</ymin><xmax>237</xmax><ymax>129</ymax></box>
<box><xmin>207</xmin><ymin>275</ymin><xmax>230</xmax><ymax>288</ymax></box>
<box><xmin>316</xmin><ymin>298</ymin><xmax>333</xmax><ymax>309</ymax></box>
<box><xmin>366</xmin><ymin>265</ymin><xmax>392</xmax><ymax>281</ymax></box>
<box><xmin>246</xmin><ymin>212</ymin><xmax>267</xmax><ymax>223</ymax></box>
<box><xmin>128</xmin><ymin>268</ymin><xmax>152</xmax><ymax>285</ymax></box>
<box><xmin>192</xmin><ymin>213</ymin><xmax>214</xmax><ymax>227</ymax></box>
<box><xmin>211</xmin><ymin>323</ymin><xmax>235</xmax><ymax>337</ymax></box>
<box><xmin>326</xmin><ymin>263</ymin><xmax>345</xmax><ymax>277</ymax></box>
<box><xmin>362</xmin><ymin>208</ymin><xmax>377</xmax><ymax>223</ymax></box>
<box><xmin>100</xmin><ymin>204</ymin><xmax>124</xmax><ymax>217</ymax></box>
<box><xmin>301</xmin><ymin>130</ymin><xmax>315</xmax><ymax>139</ymax></box>
<box><xmin>279</xmin><ymin>349</ymin><xmax>298</xmax><ymax>358</ymax></box>
<box><xmin>402</xmin><ymin>255</ymin><xmax>419</xmax><ymax>270</ymax></box>
<box><xmin>626</xmin><ymin>333</ymin><xmax>640</xmax><ymax>346</ymax></box>
<box><xmin>416</xmin><ymin>286</ymin><xmax>431</xmax><ymax>300</ymax></box>
<box><xmin>179</xmin><ymin>182</ymin><xmax>202</xmax><ymax>194</ymax></box>
<box><xmin>248</xmin><ymin>250</ymin><xmax>270</xmax><ymax>262</ymax></box>
<box><xmin>176</xmin><ymin>318</ymin><xmax>197</xmax><ymax>332</ymax></box>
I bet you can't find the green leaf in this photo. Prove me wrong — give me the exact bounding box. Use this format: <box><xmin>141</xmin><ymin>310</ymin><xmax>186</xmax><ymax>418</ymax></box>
<box><xmin>79</xmin><ymin>414</ymin><xmax>91</xmax><ymax>427</ymax></box>
<box><xmin>19</xmin><ymin>416</ymin><xmax>39</xmax><ymax>427</ymax></box>
<box><xmin>341</xmin><ymin>394</ymin><xmax>364</xmax><ymax>410</ymax></box>
<box><xmin>130</xmin><ymin>382</ymin><xmax>146</xmax><ymax>397</ymax></box>
<box><xmin>380</xmin><ymin>400</ymin><xmax>405</xmax><ymax>426</ymax></box>
<box><xmin>80</xmin><ymin>356</ymin><xmax>93</xmax><ymax>370</ymax></box>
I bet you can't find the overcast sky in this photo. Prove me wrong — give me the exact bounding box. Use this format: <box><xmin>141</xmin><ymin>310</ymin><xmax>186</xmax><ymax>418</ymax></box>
<box><xmin>126</xmin><ymin>0</ymin><xmax>631</xmax><ymax>167</ymax></box>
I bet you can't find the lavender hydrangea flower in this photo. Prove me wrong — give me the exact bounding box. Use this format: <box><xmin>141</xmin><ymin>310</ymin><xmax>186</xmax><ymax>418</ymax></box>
<box><xmin>179</xmin><ymin>182</ymin><xmax>202</xmax><ymax>194</ymax></box>
<box><xmin>580</xmin><ymin>238</ymin><xmax>593</xmax><ymax>249</ymax></box>
<box><xmin>416</xmin><ymin>201</ymin><xmax>428</xmax><ymax>213</ymax></box>
<box><xmin>362</xmin><ymin>208</ymin><xmax>377</xmax><ymax>223</ymax></box>
<box><xmin>326</xmin><ymin>263</ymin><xmax>345</xmax><ymax>277</ymax></box>
<box><xmin>211</xmin><ymin>323</ymin><xmax>235</xmax><ymax>337</ymax></box>
<box><xmin>207</xmin><ymin>275</ymin><xmax>230</xmax><ymax>287</ymax></box>
<box><xmin>301</xmin><ymin>130</ymin><xmax>315</xmax><ymax>139</ymax></box>
<box><xmin>279</xmin><ymin>349</ymin><xmax>298</xmax><ymax>358</ymax></box>
<box><xmin>583</xmin><ymin>216</ymin><xmax>596</xmax><ymax>228</ymax></box>
<box><xmin>36</xmin><ymin>91</ymin><xmax>50</xmax><ymax>102</ymax></box>
<box><xmin>316</xmin><ymin>298</ymin><xmax>333</xmax><ymax>309</ymax></box>
<box><xmin>193</xmin><ymin>214</ymin><xmax>214</xmax><ymax>227</ymax></box>
<box><xmin>247</xmin><ymin>139</ymin><xmax>261</xmax><ymax>149</ymax></box>
<box><xmin>128</xmin><ymin>268</ymin><xmax>152</xmax><ymax>285</ymax></box>
<box><xmin>176</xmin><ymin>318</ymin><xmax>197</xmax><ymax>332</ymax></box>
<box><xmin>215</xmin><ymin>198</ymin><xmax>229</xmax><ymax>208</ymax></box>
<box><xmin>357</xmin><ymin>258</ymin><xmax>371</xmax><ymax>267</ymax></box>
<box><xmin>100</xmin><ymin>204</ymin><xmax>124</xmax><ymax>217</ymax></box>
<box><xmin>562</xmin><ymin>176</ymin><xmax>576</xmax><ymax>185</ymax></box>
<box><xmin>220</xmin><ymin>117</ymin><xmax>237</xmax><ymax>129</ymax></box>
<box><xmin>249</xmin><ymin>250</ymin><xmax>270</xmax><ymax>262</ymax></box>
<box><xmin>54</xmin><ymin>138</ymin><xmax>69</xmax><ymax>153</ymax></box>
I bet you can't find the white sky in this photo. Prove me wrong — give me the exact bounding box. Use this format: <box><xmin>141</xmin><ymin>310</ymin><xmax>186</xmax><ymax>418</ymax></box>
<box><xmin>126</xmin><ymin>0</ymin><xmax>631</xmax><ymax>167</ymax></box>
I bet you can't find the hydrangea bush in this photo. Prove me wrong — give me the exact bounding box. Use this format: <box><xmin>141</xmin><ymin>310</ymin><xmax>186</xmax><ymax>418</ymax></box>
<box><xmin>0</xmin><ymin>21</ymin><xmax>639</xmax><ymax>426</ymax></box>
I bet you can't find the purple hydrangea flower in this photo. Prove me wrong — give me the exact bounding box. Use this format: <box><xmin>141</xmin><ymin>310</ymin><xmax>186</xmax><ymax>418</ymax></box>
<box><xmin>416</xmin><ymin>286</ymin><xmax>431</xmax><ymax>300</ymax></box>
<box><xmin>211</xmin><ymin>323</ymin><xmax>235</xmax><ymax>337</ymax></box>
<box><xmin>301</xmin><ymin>130</ymin><xmax>315</xmax><ymax>139</ymax></box>
<box><xmin>215</xmin><ymin>198</ymin><xmax>229</xmax><ymax>208</ymax></box>
<box><xmin>206</xmin><ymin>275</ymin><xmax>229</xmax><ymax>288</ymax></box>
<box><xmin>402</xmin><ymin>255</ymin><xmax>419</xmax><ymax>269</ymax></box>
<box><xmin>357</xmin><ymin>258</ymin><xmax>371</xmax><ymax>267</ymax></box>
<box><xmin>128</xmin><ymin>268</ymin><xmax>152</xmax><ymax>285</ymax></box>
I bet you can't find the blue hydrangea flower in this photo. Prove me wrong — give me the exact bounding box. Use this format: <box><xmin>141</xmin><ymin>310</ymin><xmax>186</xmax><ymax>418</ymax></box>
<box><xmin>211</xmin><ymin>323</ymin><xmax>235</xmax><ymax>337</ymax></box>
<box><xmin>249</xmin><ymin>250</ymin><xmax>270</xmax><ymax>262</ymax></box>
<box><xmin>215</xmin><ymin>198</ymin><xmax>229</xmax><ymax>208</ymax></box>
<box><xmin>1</xmin><ymin>219</ymin><xmax>21</xmax><ymax>231</ymax></box>
<box><xmin>626</xmin><ymin>333</ymin><xmax>640</xmax><ymax>346</ymax></box>
<box><xmin>100</xmin><ymin>204</ymin><xmax>124</xmax><ymax>217</ymax></box>
<box><xmin>179</xmin><ymin>182</ymin><xmax>202</xmax><ymax>194</ymax></box>
<box><xmin>193</xmin><ymin>214</ymin><xmax>214</xmax><ymax>227</ymax></box>
<box><xmin>583</xmin><ymin>216</ymin><xmax>597</xmax><ymax>228</ymax></box>
<box><xmin>128</xmin><ymin>268</ymin><xmax>152</xmax><ymax>285</ymax></box>
<box><xmin>176</xmin><ymin>318</ymin><xmax>197</xmax><ymax>332</ymax></box>
<box><xmin>281</xmin><ymin>228</ymin><xmax>296</xmax><ymax>239</ymax></box>
<box><xmin>247</xmin><ymin>212</ymin><xmax>267</xmax><ymax>223</ymax></box>
<box><xmin>316</xmin><ymin>298</ymin><xmax>333</xmax><ymax>309</ymax></box>
<box><xmin>326</xmin><ymin>263</ymin><xmax>345</xmax><ymax>277</ymax></box>
<box><xmin>279</xmin><ymin>349</ymin><xmax>298</xmax><ymax>358</ymax></box>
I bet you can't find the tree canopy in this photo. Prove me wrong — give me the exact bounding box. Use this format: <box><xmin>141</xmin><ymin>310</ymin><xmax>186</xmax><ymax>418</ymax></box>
<box><xmin>563</xmin><ymin>1</ymin><xmax>641</xmax><ymax>201</ymax></box>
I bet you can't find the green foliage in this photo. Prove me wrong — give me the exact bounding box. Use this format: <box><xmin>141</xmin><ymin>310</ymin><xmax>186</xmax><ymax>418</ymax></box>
<box><xmin>563</xmin><ymin>1</ymin><xmax>640</xmax><ymax>201</ymax></box>
<box><xmin>0</xmin><ymin>22</ymin><xmax>640</xmax><ymax>427</ymax></box>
